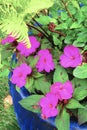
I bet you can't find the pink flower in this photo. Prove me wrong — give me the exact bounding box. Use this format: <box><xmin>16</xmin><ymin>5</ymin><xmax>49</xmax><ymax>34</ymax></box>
<box><xmin>36</xmin><ymin>49</ymin><xmax>55</xmax><ymax>73</ymax></box>
<box><xmin>50</xmin><ymin>81</ymin><xmax>73</xmax><ymax>100</ymax></box>
<box><xmin>17</xmin><ymin>36</ymin><xmax>40</xmax><ymax>57</ymax></box>
<box><xmin>60</xmin><ymin>45</ymin><xmax>82</xmax><ymax>68</ymax></box>
<box><xmin>39</xmin><ymin>93</ymin><xmax>58</xmax><ymax>118</ymax></box>
<box><xmin>2</xmin><ymin>34</ymin><xmax>15</xmax><ymax>44</ymax></box>
<box><xmin>11</xmin><ymin>63</ymin><xmax>32</xmax><ymax>88</ymax></box>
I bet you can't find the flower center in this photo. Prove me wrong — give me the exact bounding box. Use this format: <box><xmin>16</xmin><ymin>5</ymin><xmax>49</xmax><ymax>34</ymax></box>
<box><xmin>49</xmin><ymin>103</ymin><xmax>53</xmax><ymax>108</ymax></box>
<box><xmin>71</xmin><ymin>56</ymin><xmax>75</xmax><ymax>60</ymax></box>
<box><xmin>43</xmin><ymin>58</ymin><xmax>47</xmax><ymax>63</ymax></box>
<box><xmin>59</xmin><ymin>86</ymin><xmax>64</xmax><ymax>90</ymax></box>
<box><xmin>18</xmin><ymin>72</ymin><xmax>23</xmax><ymax>78</ymax></box>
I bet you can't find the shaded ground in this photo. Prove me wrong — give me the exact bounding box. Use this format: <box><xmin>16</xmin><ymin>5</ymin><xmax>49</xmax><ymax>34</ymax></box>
<box><xmin>0</xmin><ymin>77</ymin><xmax>20</xmax><ymax>130</ymax></box>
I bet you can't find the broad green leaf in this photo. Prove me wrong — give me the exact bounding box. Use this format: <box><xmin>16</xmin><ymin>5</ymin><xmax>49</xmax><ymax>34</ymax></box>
<box><xmin>0</xmin><ymin>69</ymin><xmax>9</xmax><ymax>77</ymax></box>
<box><xmin>66</xmin><ymin>99</ymin><xmax>84</xmax><ymax>109</ymax></box>
<box><xmin>73</xmin><ymin>87</ymin><xmax>87</xmax><ymax>101</ymax></box>
<box><xmin>55</xmin><ymin>23</ymin><xmax>68</xmax><ymax>30</ymax></box>
<box><xmin>84</xmin><ymin>45</ymin><xmax>87</xmax><ymax>51</ymax></box>
<box><xmin>72</xmin><ymin>78</ymin><xmax>87</xmax><ymax>89</ymax></box>
<box><xmin>33</xmin><ymin>71</ymin><xmax>44</xmax><ymax>78</ymax></box>
<box><xmin>19</xmin><ymin>95</ymin><xmax>43</xmax><ymax>113</ymax></box>
<box><xmin>61</xmin><ymin>12</ymin><xmax>68</xmax><ymax>20</ymax></box>
<box><xmin>73</xmin><ymin>63</ymin><xmax>87</xmax><ymax>79</ymax></box>
<box><xmin>34</xmin><ymin>77</ymin><xmax>51</xmax><ymax>94</ymax></box>
<box><xmin>70</xmin><ymin>22</ymin><xmax>82</xmax><ymax>29</ymax></box>
<box><xmin>70</xmin><ymin>0</ymin><xmax>80</xmax><ymax>10</ymax></box>
<box><xmin>55</xmin><ymin>108</ymin><xmax>70</xmax><ymax>130</ymax></box>
<box><xmin>53</xmin><ymin>35</ymin><xmax>61</xmax><ymax>45</ymax></box>
<box><xmin>36</xmin><ymin>16</ymin><xmax>57</xmax><ymax>25</ymax></box>
<box><xmin>78</xmin><ymin>105</ymin><xmax>87</xmax><ymax>125</ymax></box>
<box><xmin>53</xmin><ymin>65</ymin><xmax>68</xmax><ymax>83</ymax></box>
<box><xmin>25</xmin><ymin>77</ymin><xmax>34</xmax><ymax>92</ymax></box>
<box><xmin>27</xmin><ymin>56</ymin><xmax>39</xmax><ymax>68</ymax></box>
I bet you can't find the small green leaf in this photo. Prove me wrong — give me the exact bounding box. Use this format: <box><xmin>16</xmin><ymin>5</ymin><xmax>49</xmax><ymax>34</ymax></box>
<box><xmin>73</xmin><ymin>87</ymin><xmax>87</xmax><ymax>101</ymax></box>
<box><xmin>27</xmin><ymin>56</ymin><xmax>39</xmax><ymax>68</ymax></box>
<box><xmin>73</xmin><ymin>63</ymin><xmax>87</xmax><ymax>79</ymax></box>
<box><xmin>78</xmin><ymin>105</ymin><xmax>87</xmax><ymax>125</ymax></box>
<box><xmin>25</xmin><ymin>77</ymin><xmax>34</xmax><ymax>92</ymax></box>
<box><xmin>66</xmin><ymin>99</ymin><xmax>84</xmax><ymax>109</ymax></box>
<box><xmin>19</xmin><ymin>95</ymin><xmax>43</xmax><ymax>113</ymax></box>
<box><xmin>70</xmin><ymin>22</ymin><xmax>82</xmax><ymax>29</ymax></box>
<box><xmin>0</xmin><ymin>69</ymin><xmax>9</xmax><ymax>77</ymax></box>
<box><xmin>36</xmin><ymin>16</ymin><xmax>57</xmax><ymax>25</ymax></box>
<box><xmin>55</xmin><ymin>108</ymin><xmax>70</xmax><ymax>130</ymax></box>
<box><xmin>34</xmin><ymin>77</ymin><xmax>51</xmax><ymax>94</ymax></box>
<box><xmin>55</xmin><ymin>23</ymin><xmax>68</xmax><ymax>30</ymax></box>
<box><xmin>72</xmin><ymin>78</ymin><xmax>87</xmax><ymax>89</ymax></box>
<box><xmin>61</xmin><ymin>12</ymin><xmax>68</xmax><ymax>20</ymax></box>
<box><xmin>53</xmin><ymin>65</ymin><xmax>68</xmax><ymax>83</ymax></box>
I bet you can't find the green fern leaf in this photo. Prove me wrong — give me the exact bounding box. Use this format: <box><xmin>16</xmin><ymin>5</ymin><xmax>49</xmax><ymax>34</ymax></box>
<box><xmin>0</xmin><ymin>14</ymin><xmax>31</xmax><ymax>48</ymax></box>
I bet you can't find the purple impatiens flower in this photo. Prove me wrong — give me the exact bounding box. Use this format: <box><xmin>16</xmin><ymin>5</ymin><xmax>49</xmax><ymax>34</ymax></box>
<box><xmin>11</xmin><ymin>63</ymin><xmax>32</xmax><ymax>88</ymax></box>
<box><xmin>50</xmin><ymin>80</ymin><xmax>73</xmax><ymax>100</ymax></box>
<box><xmin>2</xmin><ymin>34</ymin><xmax>15</xmax><ymax>44</ymax></box>
<box><xmin>17</xmin><ymin>36</ymin><xmax>40</xmax><ymax>57</ymax></box>
<box><xmin>60</xmin><ymin>45</ymin><xmax>82</xmax><ymax>68</ymax></box>
<box><xmin>39</xmin><ymin>93</ymin><xmax>58</xmax><ymax>118</ymax></box>
<box><xmin>36</xmin><ymin>49</ymin><xmax>55</xmax><ymax>73</ymax></box>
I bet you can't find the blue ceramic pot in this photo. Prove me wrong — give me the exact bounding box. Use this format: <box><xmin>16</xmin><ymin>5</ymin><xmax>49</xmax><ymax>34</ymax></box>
<box><xmin>8</xmin><ymin>53</ymin><xmax>87</xmax><ymax>130</ymax></box>
<box><xmin>8</xmin><ymin>77</ymin><xmax>87</xmax><ymax>130</ymax></box>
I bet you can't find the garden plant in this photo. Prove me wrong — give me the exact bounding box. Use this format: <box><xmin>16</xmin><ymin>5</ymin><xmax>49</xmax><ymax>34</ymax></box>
<box><xmin>0</xmin><ymin>0</ymin><xmax>87</xmax><ymax>130</ymax></box>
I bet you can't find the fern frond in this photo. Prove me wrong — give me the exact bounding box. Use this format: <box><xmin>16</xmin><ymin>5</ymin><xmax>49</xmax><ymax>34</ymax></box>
<box><xmin>0</xmin><ymin>14</ymin><xmax>31</xmax><ymax>48</ymax></box>
<box><xmin>0</xmin><ymin>0</ymin><xmax>54</xmax><ymax>48</ymax></box>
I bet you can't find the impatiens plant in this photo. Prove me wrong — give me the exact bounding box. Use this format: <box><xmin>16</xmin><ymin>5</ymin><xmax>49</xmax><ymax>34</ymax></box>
<box><xmin>0</xmin><ymin>0</ymin><xmax>87</xmax><ymax>130</ymax></box>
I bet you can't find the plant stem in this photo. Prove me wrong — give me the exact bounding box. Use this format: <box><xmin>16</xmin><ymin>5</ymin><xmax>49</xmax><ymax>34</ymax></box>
<box><xmin>32</xmin><ymin>18</ymin><xmax>50</xmax><ymax>38</ymax></box>
<box><xmin>61</xmin><ymin>0</ymin><xmax>75</xmax><ymax>21</ymax></box>
<box><xmin>27</xmin><ymin>24</ymin><xmax>54</xmax><ymax>44</ymax></box>
<box><xmin>54</xmin><ymin>30</ymin><xmax>66</xmax><ymax>37</ymax></box>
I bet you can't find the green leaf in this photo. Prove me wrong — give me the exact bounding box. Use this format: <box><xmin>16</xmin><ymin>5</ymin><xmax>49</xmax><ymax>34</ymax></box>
<box><xmin>73</xmin><ymin>87</ymin><xmax>87</xmax><ymax>101</ymax></box>
<box><xmin>73</xmin><ymin>63</ymin><xmax>87</xmax><ymax>79</ymax></box>
<box><xmin>21</xmin><ymin>0</ymin><xmax>53</xmax><ymax>17</ymax></box>
<box><xmin>72</xmin><ymin>78</ymin><xmax>87</xmax><ymax>89</ymax></box>
<box><xmin>53</xmin><ymin>65</ymin><xmax>68</xmax><ymax>83</ymax></box>
<box><xmin>55</xmin><ymin>23</ymin><xmax>68</xmax><ymax>30</ymax></box>
<box><xmin>78</xmin><ymin>105</ymin><xmax>87</xmax><ymax>125</ymax></box>
<box><xmin>61</xmin><ymin>12</ymin><xmax>68</xmax><ymax>20</ymax></box>
<box><xmin>0</xmin><ymin>69</ymin><xmax>9</xmax><ymax>77</ymax></box>
<box><xmin>36</xmin><ymin>16</ymin><xmax>57</xmax><ymax>25</ymax></box>
<box><xmin>34</xmin><ymin>77</ymin><xmax>51</xmax><ymax>94</ymax></box>
<box><xmin>66</xmin><ymin>99</ymin><xmax>84</xmax><ymax>109</ymax></box>
<box><xmin>27</xmin><ymin>56</ymin><xmax>39</xmax><ymax>68</ymax></box>
<box><xmin>84</xmin><ymin>45</ymin><xmax>87</xmax><ymax>51</ymax></box>
<box><xmin>70</xmin><ymin>22</ymin><xmax>82</xmax><ymax>29</ymax></box>
<box><xmin>25</xmin><ymin>77</ymin><xmax>34</xmax><ymax>92</ymax></box>
<box><xmin>55</xmin><ymin>108</ymin><xmax>70</xmax><ymax>130</ymax></box>
<box><xmin>53</xmin><ymin>35</ymin><xmax>61</xmax><ymax>45</ymax></box>
<box><xmin>33</xmin><ymin>71</ymin><xmax>44</xmax><ymax>78</ymax></box>
<box><xmin>70</xmin><ymin>0</ymin><xmax>80</xmax><ymax>10</ymax></box>
<box><xmin>19</xmin><ymin>95</ymin><xmax>43</xmax><ymax>113</ymax></box>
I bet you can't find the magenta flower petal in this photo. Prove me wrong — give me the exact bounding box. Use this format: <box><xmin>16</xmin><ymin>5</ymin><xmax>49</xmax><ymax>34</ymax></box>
<box><xmin>39</xmin><ymin>93</ymin><xmax>58</xmax><ymax>118</ymax></box>
<box><xmin>39</xmin><ymin>93</ymin><xmax>58</xmax><ymax>108</ymax></box>
<box><xmin>41</xmin><ymin>107</ymin><xmax>58</xmax><ymax>118</ymax></box>
<box><xmin>60</xmin><ymin>45</ymin><xmax>82</xmax><ymax>68</ymax></box>
<box><xmin>36</xmin><ymin>49</ymin><xmax>55</xmax><ymax>73</ymax></box>
<box><xmin>50</xmin><ymin>81</ymin><xmax>73</xmax><ymax>100</ymax></box>
<box><xmin>2</xmin><ymin>35</ymin><xmax>15</xmax><ymax>44</ymax></box>
<box><xmin>11</xmin><ymin>63</ymin><xmax>32</xmax><ymax>88</ymax></box>
<box><xmin>17</xmin><ymin>36</ymin><xmax>40</xmax><ymax>57</ymax></box>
